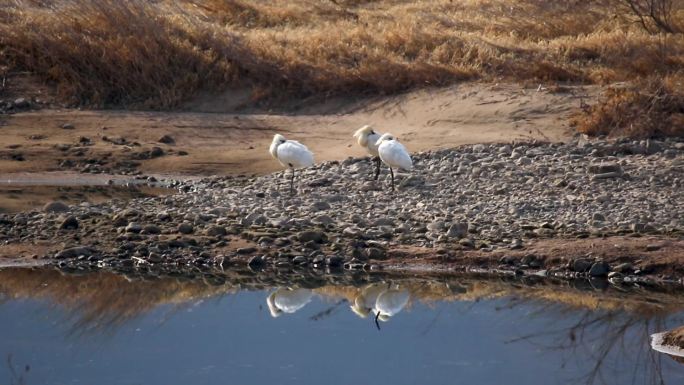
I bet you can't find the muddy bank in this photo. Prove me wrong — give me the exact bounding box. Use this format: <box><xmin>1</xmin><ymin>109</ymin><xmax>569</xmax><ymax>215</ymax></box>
<box><xmin>0</xmin><ymin>83</ymin><xmax>589</xmax><ymax>176</ymax></box>
<box><xmin>0</xmin><ymin>184</ymin><xmax>171</xmax><ymax>214</ymax></box>
<box><xmin>0</xmin><ymin>137</ymin><xmax>682</xmax><ymax>285</ymax></box>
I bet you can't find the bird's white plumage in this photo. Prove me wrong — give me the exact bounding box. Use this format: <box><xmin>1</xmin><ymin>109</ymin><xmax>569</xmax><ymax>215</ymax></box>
<box><xmin>376</xmin><ymin>134</ymin><xmax>413</xmax><ymax>171</ymax></box>
<box><xmin>350</xmin><ymin>284</ymin><xmax>387</xmax><ymax>318</ymax></box>
<box><xmin>353</xmin><ymin>125</ymin><xmax>382</xmax><ymax>157</ymax></box>
<box><xmin>267</xmin><ymin>288</ymin><xmax>313</xmax><ymax>317</ymax></box>
<box><xmin>374</xmin><ymin>287</ymin><xmax>410</xmax><ymax>322</ymax></box>
<box><xmin>270</xmin><ymin>134</ymin><xmax>314</xmax><ymax>169</ymax></box>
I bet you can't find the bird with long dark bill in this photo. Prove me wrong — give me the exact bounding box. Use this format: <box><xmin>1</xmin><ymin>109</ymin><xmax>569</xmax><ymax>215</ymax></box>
<box><xmin>353</xmin><ymin>124</ymin><xmax>383</xmax><ymax>180</ymax></box>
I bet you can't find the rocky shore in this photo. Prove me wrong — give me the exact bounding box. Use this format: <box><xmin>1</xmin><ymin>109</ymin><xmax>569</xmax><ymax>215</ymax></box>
<box><xmin>1</xmin><ymin>137</ymin><xmax>683</xmax><ymax>284</ymax></box>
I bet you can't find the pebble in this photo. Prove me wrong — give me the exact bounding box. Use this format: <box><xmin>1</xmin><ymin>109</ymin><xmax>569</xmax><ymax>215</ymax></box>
<box><xmin>59</xmin><ymin>216</ymin><xmax>79</xmax><ymax>230</ymax></box>
<box><xmin>141</xmin><ymin>224</ymin><xmax>161</xmax><ymax>234</ymax></box>
<box><xmin>4</xmin><ymin>138</ymin><xmax>681</xmax><ymax>271</ymax></box>
<box><xmin>126</xmin><ymin>222</ymin><xmax>143</xmax><ymax>233</ymax></box>
<box><xmin>178</xmin><ymin>223</ymin><xmax>194</xmax><ymax>234</ymax></box>
<box><xmin>589</xmin><ymin>261</ymin><xmax>610</xmax><ymax>277</ymax></box>
<box><xmin>44</xmin><ymin>201</ymin><xmax>69</xmax><ymax>213</ymax></box>
<box><xmin>206</xmin><ymin>225</ymin><xmax>227</xmax><ymax>237</ymax></box>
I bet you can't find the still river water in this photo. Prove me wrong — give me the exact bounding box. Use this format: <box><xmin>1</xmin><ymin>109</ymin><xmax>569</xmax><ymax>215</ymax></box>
<box><xmin>1</xmin><ymin>267</ymin><xmax>683</xmax><ymax>385</ymax></box>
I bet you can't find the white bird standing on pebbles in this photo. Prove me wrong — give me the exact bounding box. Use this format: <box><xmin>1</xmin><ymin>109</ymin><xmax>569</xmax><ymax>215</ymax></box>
<box><xmin>269</xmin><ymin>134</ymin><xmax>314</xmax><ymax>195</ymax></box>
<box><xmin>266</xmin><ymin>288</ymin><xmax>314</xmax><ymax>318</ymax></box>
<box><xmin>353</xmin><ymin>125</ymin><xmax>383</xmax><ymax>180</ymax></box>
<box><xmin>376</xmin><ymin>133</ymin><xmax>413</xmax><ymax>192</ymax></box>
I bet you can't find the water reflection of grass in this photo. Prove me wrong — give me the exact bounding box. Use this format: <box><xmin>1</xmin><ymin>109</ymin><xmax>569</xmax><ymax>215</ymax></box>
<box><xmin>0</xmin><ymin>268</ymin><xmax>235</xmax><ymax>335</ymax></box>
<box><xmin>2</xmin><ymin>267</ymin><xmax>684</xmax><ymax>333</ymax></box>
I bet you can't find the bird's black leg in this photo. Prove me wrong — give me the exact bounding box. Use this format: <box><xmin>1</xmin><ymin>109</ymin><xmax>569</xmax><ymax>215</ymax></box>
<box><xmin>374</xmin><ymin>157</ymin><xmax>381</xmax><ymax>181</ymax></box>
<box><xmin>374</xmin><ymin>311</ymin><xmax>381</xmax><ymax>331</ymax></box>
<box><xmin>389</xmin><ymin>167</ymin><xmax>395</xmax><ymax>192</ymax></box>
<box><xmin>290</xmin><ymin>168</ymin><xmax>295</xmax><ymax>196</ymax></box>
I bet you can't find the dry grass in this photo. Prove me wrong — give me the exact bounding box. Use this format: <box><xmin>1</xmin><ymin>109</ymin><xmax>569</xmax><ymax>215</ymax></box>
<box><xmin>573</xmin><ymin>75</ymin><xmax>684</xmax><ymax>138</ymax></box>
<box><xmin>0</xmin><ymin>0</ymin><xmax>683</xmax><ymax>118</ymax></box>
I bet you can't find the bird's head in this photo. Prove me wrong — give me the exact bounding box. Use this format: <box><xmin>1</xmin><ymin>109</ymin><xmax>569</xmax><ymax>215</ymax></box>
<box><xmin>353</xmin><ymin>125</ymin><xmax>376</xmax><ymax>147</ymax></box>
<box><xmin>266</xmin><ymin>291</ymin><xmax>283</xmax><ymax>318</ymax></box>
<box><xmin>350</xmin><ymin>303</ymin><xmax>371</xmax><ymax>319</ymax></box>
<box><xmin>375</xmin><ymin>133</ymin><xmax>395</xmax><ymax>147</ymax></box>
<box><xmin>272</xmin><ymin>134</ymin><xmax>287</xmax><ymax>145</ymax></box>
<box><xmin>270</xmin><ymin>134</ymin><xmax>287</xmax><ymax>159</ymax></box>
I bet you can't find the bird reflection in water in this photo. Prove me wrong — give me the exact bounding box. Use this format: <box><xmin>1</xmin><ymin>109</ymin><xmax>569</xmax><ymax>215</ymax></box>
<box><xmin>350</xmin><ymin>283</ymin><xmax>410</xmax><ymax>330</ymax></box>
<box><xmin>266</xmin><ymin>288</ymin><xmax>314</xmax><ymax>318</ymax></box>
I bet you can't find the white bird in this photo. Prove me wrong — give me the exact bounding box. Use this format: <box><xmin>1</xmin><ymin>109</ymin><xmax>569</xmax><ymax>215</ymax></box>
<box><xmin>269</xmin><ymin>134</ymin><xmax>314</xmax><ymax>195</ymax></box>
<box><xmin>373</xmin><ymin>285</ymin><xmax>410</xmax><ymax>330</ymax></box>
<box><xmin>353</xmin><ymin>125</ymin><xmax>383</xmax><ymax>180</ymax></box>
<box><xmin>266</xmin><ymin>288</ymin><xmax>314</xmax><ymax>318</ymax></box>
<box><xmin>350</xmin><ymin>283</ymin><xmax>387</xmax><ymax>319</ymax></box>
<box><xmin>375</xmin><ymin>133</ymin><xmax>413</xmax><ymax>192</ymax></box>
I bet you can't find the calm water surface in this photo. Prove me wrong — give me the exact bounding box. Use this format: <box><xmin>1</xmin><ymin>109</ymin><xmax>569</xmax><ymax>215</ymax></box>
<box><xmin>1</xmin><ymin>267</ymin><xmax>683</xmax><ymax>385</ymax></box>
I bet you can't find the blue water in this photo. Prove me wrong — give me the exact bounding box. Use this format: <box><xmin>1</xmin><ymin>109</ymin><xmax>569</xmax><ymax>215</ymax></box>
<box><xmin>1</xmin><ymin>273</ymin><xmax>684</xmax><ymax>385</ymax></box>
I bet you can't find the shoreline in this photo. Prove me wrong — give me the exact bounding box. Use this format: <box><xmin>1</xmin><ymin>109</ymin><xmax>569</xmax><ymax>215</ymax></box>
<box><xmin>1</xmin><ymin>138</ymin><xmax>682</xmax><ymax>286</ymax></box>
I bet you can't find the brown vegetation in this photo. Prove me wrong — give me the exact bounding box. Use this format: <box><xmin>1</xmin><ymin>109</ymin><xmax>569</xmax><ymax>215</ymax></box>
<box><xmin>1</xmin><ymin>0</ymin><xmax>683</xmax><ymax>111</ymax></box>
<box><xmin>573</xmin><ymin>75</ymin><xmax>684</xmax><ymax>137</ymax></box>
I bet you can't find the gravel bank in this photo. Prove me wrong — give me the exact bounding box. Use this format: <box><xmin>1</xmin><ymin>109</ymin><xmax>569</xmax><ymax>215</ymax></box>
<box><xmin>1</xmin><ymin>137</ymin><xmax>682</xmax><ymax>281</ymax></box>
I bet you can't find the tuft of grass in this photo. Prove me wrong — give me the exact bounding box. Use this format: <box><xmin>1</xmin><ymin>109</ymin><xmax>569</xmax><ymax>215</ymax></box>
<box><xmin>0</xmin><ymin>0</ymin><xmax>683</xmax><ymax>110</ymax></box>
<box><xmin>573</xmin><ymin>75</ymin><xmax>684</xmax><ymax>138</ymax></box>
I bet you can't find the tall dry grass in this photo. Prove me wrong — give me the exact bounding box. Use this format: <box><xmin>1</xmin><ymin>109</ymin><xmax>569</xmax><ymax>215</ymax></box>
<box><xmin>0</xmin><ymin>0</ymin><xmax>683</xmax><ymax>113</ymax></box>
<box><xmin>573</xmin><ymin>75</ymin><xmax>684</xmax><ymax>137</ymax></box>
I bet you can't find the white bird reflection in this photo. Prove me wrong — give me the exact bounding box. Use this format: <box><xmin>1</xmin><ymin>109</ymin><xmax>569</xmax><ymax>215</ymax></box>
<box><xmin>266</xmin><ymin>288</ymin><xmax>314</xmax><ymax>318</ymax></box>
<box><xmin>350</xmin><ymin>283</ymin><xmax>410</xmax><ymax>329</ymax></box>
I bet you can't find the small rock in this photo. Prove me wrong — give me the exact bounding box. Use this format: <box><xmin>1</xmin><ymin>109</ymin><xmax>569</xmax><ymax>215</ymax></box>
<box><xmin>326</xmin><ymin>255</ymin><xmax>344</xmax><ymax>267</ymax></box>
<box><xmin>589</xmin><ymin>261</ymin><xmax>610</xmax><ymax>277</ymax></box>
<box><xmin>458</xmin><ymin>238</ymin><xmax>474</xmax><ymax>248</ymax></box>
<box><xmin>55</xmin><ymin>246</ymin><xmax>92</xmax><ymax>259</ymax></box>
<box><xmin>446</xmin><ymin>222</ymin><xmax>468</xmax><ymax>239</ymax></box>
<box><xmin>428</xmin><ymin>221</ymin><xmax>445</xmax><ymax>231</ymax></box>
<box><xmin>141</xmin><ymin>224</ymin><xmax>161</xmax><ymax>234</ymax></box>
<box><xmin>592</xmin><ymin>172</ymin><xmax>623</xmax><ymax>180</ymax></box>
<box><xmin>158</xmin><ymin>135</ymin><xmax>175</xmax><ymax>144</ymax></box>
<box><xmin>206</xmin><ymin>225</ymin><xmax>227</xmax><ymax>237</ymax></box>
<box><xmin>59</xmin><ymin>216</ymin><xmax>79</xmax><ymax>230</ymax></box>
<box><xmin>572</xmin><ymin>258</ymin><xmax>593</xmax><ymax>272</ymax></box>
<box><xmin>510</xmin><ymin>238</ymin><xmax>523</xmax><ymax>249</ymax></box>
<box><xmin>13</xmin><ymin>98</ymin><xmax>30</xmax><ymax>109</ymax></box>
<box><xmin>150</xmin><ymin>147</ymin><xmax>164</xmax><ymax>158</ymax></box>
<box><xmin>297</xmin><ymin>230</ymin><xmax>326</xmax><ymax>243</ymax></box>
<box><xmin>247</xmin><ymin>255</ymin><xmax>264</xmax><ymax>268</ymax></box>
<box><xmin>472</xmin><ymin>144</ymin><xmax>486</xmax><ymax>152</ymax></box>
<box><xmin>178</xmin><ymin>222</ymin><xmax>194</xmax><ymax>234</ymax></box>
<box><xmin>311</xmin><ymin>201</ymin><xmax>331</xmax><ymax>211</ymax></box>
<box><xmin>292</xmin><ymin>255</ymin><xmax>308</xmax><ymax>265</ymax></box>
<box><xmin>612</xmin><ymin>263</ymin><xmax>633</xmax><ymax>273</ymax></box>
<box><xmin>588</xmin><ymin>162</ymin><xmax>622</xmax><ymax>174</ymax></box>
<box><xmin>238</xmin><ymin>247</ymin><xmax>257</xmax><ymax>255</ymax></box>
<box><xmin>365</xmin><ymin>247</ymin><xmax>386</xmax><ymax>260</ymax></box>
<box><xmin>61</xmin><ymin>123</ymin><xmax>75</xmax><ymax>130</ymax></box>
<box><xmin>43</xmin><ymin>201</ymin><xmax>69</xmax><ymax>213</ymax></box>
<box><xmin>646</xmin><ymin>243</ymin><xmax>662</xmax><ymax>251</ymax></box>
<box><xmin>126</xmin><ymin>222</ymin><xmax>143</xmax><ymax>233</ymax></box>
<box><xmin>516</xmin><ymin>157</ymin><xmax>532</xmax><ymax>166</ymax></box>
